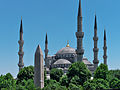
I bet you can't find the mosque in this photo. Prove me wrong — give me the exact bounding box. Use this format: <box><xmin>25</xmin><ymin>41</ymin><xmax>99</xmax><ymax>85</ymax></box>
<box><xmin>18</xmin><ymin>0</ymin><xmax>108</xmax><ymax>77</ymax></box>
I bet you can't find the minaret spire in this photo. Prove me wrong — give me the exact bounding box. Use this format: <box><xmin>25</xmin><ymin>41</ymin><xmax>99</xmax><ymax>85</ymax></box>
<box><xmin>18</xmin><ymin>17</ymin><xmax>24</xmax><ymax>71</ymax></box>
<box><xmin>93</xmin><ymin>15</ymin><xmax>99</xmax><ymax>69</ymax></box>
<box><xmin>20</xmin><ymin>16</ymin><xmax>23</xmax><ymax>33</ymax></box>
<box><xmin>78</xmin><ymin>0</ymin><xmax>82</xmax><ymax>16</ymax></box>
<box><xmin>94</xmin><ymin>15</ymin><xmax>97</xmax><ymax>29</ymax></box>
<box><xmin>45</xmin><ymin>33</ymin><xmax>48</xmax><ymax>44</ymax></box>
<box><xmin>103</xmin><ymin>29</ymin><xmax>107</xmax><ymax>65</ymax></box>
<box><xmin>44</xmin><ymin>33</ymin><xmax>49</xmax><ymax>67</ymax></box>
<box><xmin>76</xmin><ymin>0</ymin><xmax>84</xmax><ymax>62</ymax></box>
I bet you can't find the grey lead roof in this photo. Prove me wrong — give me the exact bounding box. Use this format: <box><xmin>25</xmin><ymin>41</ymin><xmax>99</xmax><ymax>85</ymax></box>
<box><xmin>54</xmin><ymin>59</ymin><xmax>71</xmax><ymax>65</ymax></box>
<box><xmin>56</xmin><ymin>47</ymin><xmax>76</xmax><ymax>55</ymax></box>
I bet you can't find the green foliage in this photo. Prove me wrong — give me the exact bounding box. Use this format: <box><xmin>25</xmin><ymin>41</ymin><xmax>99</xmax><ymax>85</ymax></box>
<box><xmin>83</xmin><ymin>79</ymin><xmax>109</xmax><ymax>90</ymax></box>
<box><xmin>1</xmin><ymin>65</ymin><xmax>120</xmax><ymax>89</ymax></box>
<box><xmin>94</xmin><ymin>63</ymin><xmax>108</xmax><ymax>80</ymax></box>
<box><xmin>109</xmin><ymin>69</ymin><xmax>120</xmax><ymax>80</ymax></box>
<box><xmin>68</xmin><ymin>83</ymin><xmax>83</xmax><ymax>90</ymax></box>
<box><xmin>16</xmin><ymin>79</ymin><xmax>36</xmax><ymax>90</ymax></box>
<box><xmin>67</xmin><ymin>62</ymin><xmax>92</xmax><ymax>85</ymax></box>
<box><xmin>0</xmin><ymin>73</ymin><xmax>16</xmax><ymax>89</ymax></box>
<box><xmin>70</xmin><ymin>75</ymin><xmax>81</xmax><ymax>86</ymax></box>
<box><xmin>16</xmin><ymin>65</ymin><xmax>34</xmax><ymax>84</ymax></box>
<box><xmin>60</xmin><ymin>75</ymin><xmax>69</xmax><ymax>87</ymax></box>
<box><xmin>4</xmin><ymin>73</ymin><xmax>13</xmax><ymax>80</ymax></box>
<box><xmin>109</xmin><ymin>78</ymin><xmax>120</xmax><ymax>89</ymax></box>
<box><xmin>24</xmin><ymin>79</ymin><xmax>36</xmax><ymax>90</ymax></box>
<box><xmin>44</xmin><ymin>69</ymin><xmax>47</xmax><ymax>81</ymax></box>
<box><xmin>50</xmin><ymin>68</ymin><xmax>63</xmax><ymax>82</ymax></box>
<box><xmin>43</xmin><ymin>79</ymin><xmax>67</xmax><ymax>90</ymax></box>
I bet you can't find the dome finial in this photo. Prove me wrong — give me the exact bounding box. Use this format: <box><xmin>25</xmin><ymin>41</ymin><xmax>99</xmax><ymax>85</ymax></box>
<box><xmin>66</xmin><ymin>40</ymin><xmax>70</xmax><ymax>47</ymax></box>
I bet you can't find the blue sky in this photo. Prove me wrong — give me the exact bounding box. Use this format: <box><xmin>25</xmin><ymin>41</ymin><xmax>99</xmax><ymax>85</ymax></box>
<box><xmin>0</xmin><ymin>0</ymin><xmax>120</xmax><ymax>77</ymax></box>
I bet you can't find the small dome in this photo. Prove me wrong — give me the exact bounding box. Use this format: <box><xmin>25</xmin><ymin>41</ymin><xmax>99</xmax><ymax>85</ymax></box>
<box><xmin>56</xmin><ymin>47</ymin><xmax>76</xmax><ymax>55</ymax></box>
<box><xmin>82</xmin><ymin>58</ymin><xmax>92</xmax><ymax>65</ymax></box>
<box><xmin>54</xmin><ymin>59</ymin><xmax>71</xmax><ymax>65</ymax></box>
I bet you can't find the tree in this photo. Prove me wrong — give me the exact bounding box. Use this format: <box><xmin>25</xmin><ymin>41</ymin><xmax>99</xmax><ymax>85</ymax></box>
<box><xmin>68</xmin><ymin>83</ymin><xmax>83</xmax><ymax>90</ymax></box>
<box><xmin>24</xmin><ymin>79</ymin><xmax>36</xmax><ymax>90</ymax></box>
<box><xmin>109</xmin><ymin>70</ymin><xmax>120</xmax><ymax>80</ymax></box>
<box><xmin>70</xmin><ymin>75</ymin><xmax>81</xmax><ymax>86</ymax></box>
<box><xmin>109</xmin><ymin>78</ymin><xmax>120</xmax><ymax>89</ymax></box>
<box><xmin>50</xmin><ymin>68</ymin><xmax>63</xmax><ymax>82</ymax></box>
<box><xmin>16</xmin><ymin>66</ymin><xmax>34</xmax><ymax>84</ymax></box>
<box><xmin>67</xmin><ymin>62</ymin><xmax>92</xmax><ymax>85</ymax></box>
<box><xmin>94</xmin><ymin>63</ymin><xmax>108</xmax><ymax>80</ymax></box>
<box><xmin>4</xmin><ymin>73</ymin><xmax>13</xmax><ymax>80</ymax></box>
<box><xmin>0</xmin><ymin>73</ymin><xmax>16</xmax><ymax>89</ymax></box>
<box><xmin>43</xmin><ymin>79</ymin><xmax>67</xmax><ymax>90</ymax></box>
<box><xmin>83</xmin><ymin>79</ymin><xmax>109</xmax><ymax>90</ymax></box>
<box><xmin>60</xmin><ymin>75</ymin><xmax>69</xmax><ymax>87</ymax></box>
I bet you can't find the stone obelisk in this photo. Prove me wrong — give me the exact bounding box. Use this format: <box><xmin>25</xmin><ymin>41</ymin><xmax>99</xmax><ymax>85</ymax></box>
<box><xmin>34</xmin><ymin>45</ymin><xmax>44</xmax><ymax>88</ymax></box>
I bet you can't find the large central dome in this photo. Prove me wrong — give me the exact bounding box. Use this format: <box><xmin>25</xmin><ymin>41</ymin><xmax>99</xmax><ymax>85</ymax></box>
<box><xmin>56</xmin><ymin>47</ymin><xmax>76</xmax><ymax>55</ymax></box>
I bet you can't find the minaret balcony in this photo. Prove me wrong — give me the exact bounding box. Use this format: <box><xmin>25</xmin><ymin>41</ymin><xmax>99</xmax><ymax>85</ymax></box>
<box><xmin>44</xmin><ymin>49</ymin><xmax>49</xmax><ymax>53</ymax></box>
<box><xmin>76</xmin><ymin>49</ymin><xmax>84</xmax><ymax>55</ymax></box>
<box><xmin>18</xmin><ymin>63</ymin><xmax>24</xmax><ymax>67</ymax></box>
<box><xmin>103</xmin><ymin>47</ymin><xmax>107</xmax><ymax>50</ymax></box>
<box><xmin>93</xmin><ymin>37</ymin><xmax>98</xmax><ymax>41</ymax></box>
<box><xmin>18</xmin><ymin>40</ymin><xmax>24</xmax><ymax>44</ymax></box>
<box><xmin>103</xmin><ymin>55</ymin><xmax>107</xmax><ymax>59</ymax></box>
<box><xmin>93</xmin><ymin>59</ymin><xmax>99</xmax><ymax>64</ymax></box>
<box><xmin>18</xmin><ymin>51</ymin><xmax>24</xmax><ymax>55</ymax></box>
<box><xmin>93</xmin><ymin>48</ymin><xmax>99</xmax><ymax>52</ymax></box>
<box><xmin>76</xmin><ymin>32</ymin><xmax>84</xmax><ymax>38</ymax></box>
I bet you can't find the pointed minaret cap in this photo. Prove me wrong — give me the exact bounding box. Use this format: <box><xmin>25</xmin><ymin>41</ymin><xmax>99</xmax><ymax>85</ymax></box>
<box><xmin>104</xmin><ymin>29</ymin><xmax>106</xmax><ymax>40</ymax></box>
<box><xmin>20</xmin><ymin>16</ymin><xmax>23</xmax><ymax>33</ymax></box>
<box><xmin>66</xmin><ymin>40</ymin><xmax>70</xmax><ymax>47</ymax></box>
<box><xmin>45</xmin><ymin>33</ymin><xmax>48</xmax><ymax>44</ymax></box>
<box><xmin>35</xmin><ymin>45</ymin><xmax>43</xmax><ymax>55</ymax></box>
<box><xmin>78</xmin><ymin>0</ymin><xmax>82</xmax><ymax>16</ymax></box>
<box><xmin>94</xmin><ymin>14</ymin><xmax>97</xmax><ymax>29</ymax></box>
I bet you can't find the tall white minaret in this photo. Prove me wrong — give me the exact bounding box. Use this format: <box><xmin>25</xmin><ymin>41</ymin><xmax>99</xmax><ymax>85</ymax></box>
<box><xmin>76</xmin><ymin>0</ymin><xmax>84</xmax><ymax>62</ymax></box>
<box><xmin>93</xmin><ymin>15</ymin><xmax>99</xmax><ymax>69</ymax></box>
<box><xmin>18</xmin><ymin>17</ymin><xmax>24</xmax><ymax>71</ymax></box>
<box><xmin>44</xmin><ymin>33</ymin><xmax>49</xmax><ymax>67</ymax></box>
<box><xmin>34</xmin><ymin>45</ymin><xmax>44</xmax><ymax>89</ymax></box>
<box><xmin>103</xmin><ymin>29</ymin><xmax>107</xmax><ymax>65</ymax></box>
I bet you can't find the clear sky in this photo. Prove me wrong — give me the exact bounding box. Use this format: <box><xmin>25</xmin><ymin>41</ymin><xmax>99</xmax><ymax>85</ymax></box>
<box><xmin>0</xmin><ymin>0</ymin><xmax>120</xmax><ymax>77</ymax></box>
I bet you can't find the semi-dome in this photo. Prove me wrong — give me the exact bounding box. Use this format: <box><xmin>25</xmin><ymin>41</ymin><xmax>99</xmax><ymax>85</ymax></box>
<box><xmin>56</xmin><ymin>47</ymin><xmax>76</xmax><ymax>55</ymax></box>
<box><xmin>54</xmin><ymin>59</ymin><xmax>71</xmax><ymax>65</ymax></box>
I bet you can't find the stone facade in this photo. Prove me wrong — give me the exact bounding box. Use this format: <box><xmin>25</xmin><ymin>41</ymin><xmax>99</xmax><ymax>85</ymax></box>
<box><xmin>45</xmin><ymin>44</ymin><xmax>95</xmax><ymax>75</ymax></box>
<box><xmin>34</xmin><ymin>45</ymin><xmax>44</xmax><ymax>88</ymax></box>
<box><xmin>17</xmin><ymin>0</ymin><xmax>109</xmax><ymax>86</ymax></box>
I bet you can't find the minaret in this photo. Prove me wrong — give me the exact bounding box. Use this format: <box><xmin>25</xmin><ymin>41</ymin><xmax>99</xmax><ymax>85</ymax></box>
<box><xmin>76</xmin><ymin>0</ymin><xmax>84</xmax><ymax>62</ymax></box>
<box><xmin>93</xmin><ymin>15</ymin><xmax>99</xmax><ymax>69</ymax></box>
<box><xmin>44</xmin><ymin>33</ymin><xmax>49</xmax><ymax>67</ymax></box>
<box><xmin>34</xmin><ymin>45</ymin><xmax>44</xmax><ymax>88</ymax></box>
<box><xmin>18</xmin><ymin>17</ymin><xmax>24</xmax><ymax>71</ymax></box>
<box><xmin>103</xmin><ymin>29</ymin><xmax>107</xmax><ymax>65</ymax></box>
